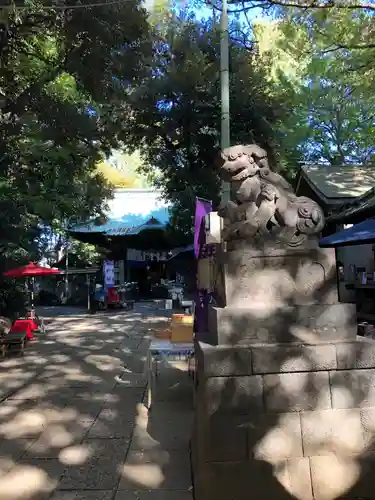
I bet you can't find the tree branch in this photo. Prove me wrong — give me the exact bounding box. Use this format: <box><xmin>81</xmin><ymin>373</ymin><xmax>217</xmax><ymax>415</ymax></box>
<box><xmin>257</xmin><ymin>0</ymin><xmax>375</xmax><ymax>10</ymax></box>
<box><xmin>228</xmin><ymin>28</ymin><xmax>255</xmax><ymax>50</ymax></box>
<box><xmin>229</xmin><ymin>36</ymin><xmax>254</xmax><ymax>50</ymax></box>
<box><xmin>205</xmin><ymin>0</ymin><xmax>375</xmax><ymax>13</ymax></box>
<box><xmin>323</xmin><ymin>42</ymin><xmax>375</xmax><ymax>52</ymax></box>
<box><xmin>205</xmin><ymin>0</ymin><xmax>270</xmax><ymax>13</ymax></box>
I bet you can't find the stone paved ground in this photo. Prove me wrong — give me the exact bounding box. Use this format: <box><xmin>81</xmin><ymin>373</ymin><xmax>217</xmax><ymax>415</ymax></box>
<box><xmin>0</xmin><ymin>304</ymin><xmax>194</xmax><ymax>500</ymax></box>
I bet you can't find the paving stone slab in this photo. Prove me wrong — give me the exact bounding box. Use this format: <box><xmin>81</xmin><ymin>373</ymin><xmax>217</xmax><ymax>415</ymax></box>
<box><xmin>51</xmin><ymin>491</ymin><xmax>115</xmax><ymax>500</ymax></box>
<box><xmin>117</xmin><ymin>339</ymin><xmax>142</xmax><ymax>351</ymax></box>
<box><xmin>119</xmin><ymin>359</ymin><xmax>147</xmax><ymax>376</ymax></box>
<box><xmin>73</xmin><ymin>391</ymin><xmax>121</xmax><ymax>404</ymax></box>
<box><xmin>0</xmin><ymin>406</ymin><xmax>49</xmax><ymax>439</ymax></box>
<box><xmin>75</xmin><ymin>438</ymin><xmax>130</xmax><ymax>460</ymax></box>
<box><xmin>6</xmin><ymin>385</ymin><xmax>78</xmax><ymax>401</ymax></box>
<box><xmin>102</xmin><ymin>387</ymin><xmax>145</xmax><ymax>403</ymax></box>
<box><xmin>0</xmin><ymin>378</ymin><xmax>43</xmax><ymax>401</ymax></box>
<box><xmin>129</xmin><ymin>426</ymin><xmax>161</xmax><ymax>453</ymax></box>
<box><xmin>37</xmin><ymin>377</ymin><xmax>118</xmax><ymax>391</ymax></box>
<box><xmin>206</xmin><ymin>415</ymin><xmax>248</xmax><ymax>462</ymax></box>
<box><xmin>0</xmin><ymin>458</ymin><xmax>67</xmax><ymax>498</ymax></box>
<box><xmin>62</xmin><ymin>401</ymin><xmax>107</xmax><ymax>421</ymax></box>
<box><xmin>58</xmin><ymin>464</ymin><xmax>122</xmax><ymax>491</ymax></box>
<box><xmin>114</xmin><ymin>490</ymin><xmax>192</xmax><ymax>500</ymax></box>
<box><xmin>112</xmin><ymin>374</ymin><xmax>147</xmax><ymax>389</ymax></box>
<box><xmin>140</xmin><ymin>414</ymin><xmax>193</xmax><ymax>451</ymax></box>
<box><xmin>143</xmin><ymin>405</ymin><xmax>193</xmax><ymax>419</ymax></box>
<box><xmin>0</xmin><ymin>436</ymin><xmax>36</xmax><ymax>461</ymax></box>
<box><xmin>17</xmin><ymin>457</ymin><xmax>67</xmax><ymax>479</ymax></box>
<box><xmin>150</xmin><ymin>380</ymin><xmax>194</xmax><ymax>405</ymax></box>
<box><xmin>0</xmin><ymin>456</ymin><xmax>15</xmax><ymax>477</ymax></box>
<box><xmin>0</xmin><ymin>400</ymin><xmax>72</xmax><ymax>435</ymax></box>
<box><xmin>0</xmin><ymin>310</ymin><xmax>193</xmax><ymax>500</ymax></box>
<box><xmin>208</xmin><ymin>459</ymin><xmax>312</xmax><ymax>500</ymax></box>
<box><xmin>58</xmin><ymin>439</ymin><xmax>129</xmax><ymax>490</ymax></box>
<box><xmin>118</xmin><ymin>450</ymin><xmax>191</xmax><ymax>490</ymax></box>
<box><xmin>25</xmin><ymin>419</ymin><xmax>95</xmax><ymax>458</ymax></box>
<box><xmin>87</xmin><ymin>408</ymin><xmax>135</xmax><ymax>439</ymax></box>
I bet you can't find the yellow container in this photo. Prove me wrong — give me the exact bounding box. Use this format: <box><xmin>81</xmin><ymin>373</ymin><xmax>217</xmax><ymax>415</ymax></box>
<box><xmin>171</xmin><ymin>314</ymin><xmax>194</xmax><ymax>326</ymax></box>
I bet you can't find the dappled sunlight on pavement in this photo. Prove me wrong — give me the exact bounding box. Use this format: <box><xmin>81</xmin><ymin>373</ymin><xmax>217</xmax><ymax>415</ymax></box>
<box><xmin>0</xmin><ymin>304</ymin><xmax>194</xmax><ymax>499</ymax></box>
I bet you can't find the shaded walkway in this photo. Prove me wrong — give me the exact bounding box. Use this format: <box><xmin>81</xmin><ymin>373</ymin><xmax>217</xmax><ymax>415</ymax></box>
<box><xmin>0</xmin><ymin>304</ymin><xmax>194</xmax><ymax>500</ymax></box>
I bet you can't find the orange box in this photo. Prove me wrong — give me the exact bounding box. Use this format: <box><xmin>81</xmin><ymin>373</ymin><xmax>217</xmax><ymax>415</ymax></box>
<box><xmin>170</xmin><ymin>323</ymin><xmax>194</xmax><ymax>343</ymax></box>
<box><xmin>154</xmin><ymin>327</ymin><xmax>172</xmax><ymax>340</ymax></box>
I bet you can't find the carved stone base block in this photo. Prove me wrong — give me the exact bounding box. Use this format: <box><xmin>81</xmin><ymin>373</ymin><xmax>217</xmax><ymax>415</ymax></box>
<box><xmin>191</xmin><ymin>339</ymin><xmax>375</xmax><ymax>500</ymax></box>
<box><xmin>216</xmin><ymin>241</ymin><xmax>339</xmax><ymax>309</ymax></box>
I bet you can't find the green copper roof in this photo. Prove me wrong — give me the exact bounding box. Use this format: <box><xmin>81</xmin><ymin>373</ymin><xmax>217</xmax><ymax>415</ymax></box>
<box><xmin>69</xmin><ymin>216</ymin><xmax>167</xmax><ymax>237</ymax></box>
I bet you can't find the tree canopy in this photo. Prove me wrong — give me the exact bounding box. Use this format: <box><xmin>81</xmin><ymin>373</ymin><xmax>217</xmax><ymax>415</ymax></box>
<box><xmin>0</xmin><ymin>0</ymin><xmax>152</xmax><ymax>267</ymax></box>
<box><xmin>0</xmin><ymin>0</ymin><xmax>152</xmax><ymax>313</ymax></box>
<box><xmin>121</xmin><ymin>11</ymin><xmax>290</xmax><ymax>232</ymax></box>
<box><xmin>1</xmin><ymin>0</ymin><xmax>374</xmax><ymax>280</ymax></box>
<box><xmin>252</xmin><ymin>5</ymin><xmax>375</xmax><ymax>166</ymax></box>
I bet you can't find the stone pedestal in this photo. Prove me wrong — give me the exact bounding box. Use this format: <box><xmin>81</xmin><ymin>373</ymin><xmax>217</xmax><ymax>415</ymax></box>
<box><xmin>191</xmin><ymin>240</ymin><xmax>375</xmax><ymax>500</ymax></box>
<box><xmin>204</xmin><ymin>239</ymin><xmax>357</xmax><ymax>346</ymax></box>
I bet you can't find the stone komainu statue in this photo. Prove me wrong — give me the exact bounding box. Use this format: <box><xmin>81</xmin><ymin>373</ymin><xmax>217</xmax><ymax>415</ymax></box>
<box><xmin>216</xmin><ymin>144</ymin><xmax>325</xmax><ymax>247</ymax></box>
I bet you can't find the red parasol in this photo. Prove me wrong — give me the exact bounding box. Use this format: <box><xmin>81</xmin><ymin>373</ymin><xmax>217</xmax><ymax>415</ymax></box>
<box><xmin>4</xmin><ymin>263</ymin><xmax>61</xmax><ymax>310</ymax></box>
<box><xmin>4</xmin><ymin>263</ymin><xmax>61</xmax><ymax>277</ymax></box>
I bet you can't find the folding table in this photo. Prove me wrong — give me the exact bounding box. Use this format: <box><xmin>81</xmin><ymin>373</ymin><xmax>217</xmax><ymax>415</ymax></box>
<box><xmin>146</xmin><ymin>340</ymin><xmax>194</xmax><ymax>410</ymax></box>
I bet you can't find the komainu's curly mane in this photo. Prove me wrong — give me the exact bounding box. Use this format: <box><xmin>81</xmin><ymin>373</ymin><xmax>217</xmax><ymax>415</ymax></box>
<box><xmin>216</xmin><ymin>144</ymin><xmax>325</xmax><ymax>246</ymax></box>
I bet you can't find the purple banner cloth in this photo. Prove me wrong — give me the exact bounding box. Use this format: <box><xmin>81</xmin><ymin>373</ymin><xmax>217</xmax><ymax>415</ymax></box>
<box><xmin>194</xmin><ymin>199</ymin><xmax>212</xmax><ymax>259</ymax></box>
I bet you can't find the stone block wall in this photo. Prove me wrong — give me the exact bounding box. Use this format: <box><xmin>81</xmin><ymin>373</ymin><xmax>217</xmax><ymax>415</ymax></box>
<box><xmin>207</xmin><ymin>303</ymin><xmax>358</xmax><ymax>345</ymax></box>
<box><xmin>191</xmin><ymin>339</ymin><xmax>375</xmax><ymax>500</ymax></box>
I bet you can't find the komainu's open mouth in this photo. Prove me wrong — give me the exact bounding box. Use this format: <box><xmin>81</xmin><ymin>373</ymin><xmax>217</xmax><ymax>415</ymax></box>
<box><xmin>231</xmin><ymin>167</ymin><xmax>250</xmax><ymax>182</ymax></box>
